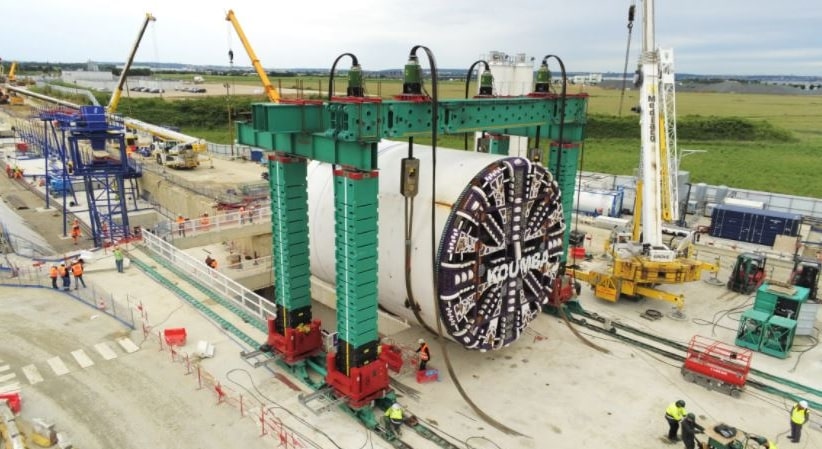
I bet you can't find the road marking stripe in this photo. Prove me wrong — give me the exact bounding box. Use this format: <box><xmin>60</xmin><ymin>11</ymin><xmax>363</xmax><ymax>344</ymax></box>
<box><xmin>94</xmin><ymin>342</ymin><xmax>118</xmax><ymax>360</ymax></box>
<box><xmin>21</xmin><ymin>365</ymin><xmax>43</xmax><ymax>385</ymax></box>
<box><xmin>0</xmin><ymin>365</ymin><xmax>10</xmax><ymax>372</ymax></box>
<box><xmin>116</xmin><ymin>337</ymin><xmax>139</xmax><ymax>354</ymax></box>
<box><xmin>0</xmin><ymin>373</ymin><xmax>16</xmax><ymax>383</ymax></box>
<box><xmin>71</xmin><ymin>350</ymin><xmax>94</xmax><ymax>368</ymax></box>
<box><xmin>46</xmin><ymin>357</ymin><xmax>70</xmax><ymax>376</ymax></box>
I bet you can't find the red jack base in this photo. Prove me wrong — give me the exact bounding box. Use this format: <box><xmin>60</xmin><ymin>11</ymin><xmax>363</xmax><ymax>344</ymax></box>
<box><xmin>325</xmin><ymin>352</ymin><xmax>390</xmax><ymax>408</ymax></box>
<box><xmin>265</xmin><ymin>319</ymin><xmax>323</xmax><ymax>364</ymax></box>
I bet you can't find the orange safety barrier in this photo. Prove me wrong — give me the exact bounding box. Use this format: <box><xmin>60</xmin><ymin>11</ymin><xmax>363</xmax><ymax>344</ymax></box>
<box><xmin>144</xmin><ymin>312</ymin><xmax>305</xmax><ymax>448</ymax></box>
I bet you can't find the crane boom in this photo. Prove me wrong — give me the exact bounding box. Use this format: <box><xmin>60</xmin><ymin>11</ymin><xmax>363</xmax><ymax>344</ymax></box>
<box><xmin>107</xmin><ymin>13</ymin><xmax>156</xmax><ymax>114</ymax></box>
<box><xmin>8</xmin><ymin>62</ymin><xmax>17</xmax><ymax>82</ymax></box>
<box><xmin>637</xmin><ymin>0</ymin><xmax>667</xmax><ymax>250</ymax></box>
<box><xmin>225</xmin><ymin>9</ymin><xmax>280</xmax><ymax>103</ymax></box>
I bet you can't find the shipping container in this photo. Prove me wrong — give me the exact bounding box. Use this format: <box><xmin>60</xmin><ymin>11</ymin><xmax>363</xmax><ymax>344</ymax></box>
<box><xmin>709</xmin><ymin>204</ymin><xmax>802</xmax><ymax>247</ymax></box>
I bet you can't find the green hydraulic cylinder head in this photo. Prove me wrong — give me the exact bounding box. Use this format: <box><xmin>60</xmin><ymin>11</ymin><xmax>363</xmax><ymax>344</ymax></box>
<box><xmin>535</xmin><ymin>62</ymin><xmax>552</xmax><ymax>93</ymax></box>
<box><xmin>403</xmin><ymin>55</ymin><xmax>422</xmax><ymax>94</ymax></box>
<box><xmin>347</xmin><ymin>64</ymin><xmax>364</xmax><ymax>97</ymax></box>
<box><xmin>479</xmin><ymin>70</ymin><xmax>494</xmax><ymax>96</ymax></box>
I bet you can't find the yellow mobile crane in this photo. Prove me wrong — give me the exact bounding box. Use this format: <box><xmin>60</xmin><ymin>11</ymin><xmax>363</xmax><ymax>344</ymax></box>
<box><xmin>107</xmin><ymin>12</ymin><xmax>156</xmax><ymax>114</ymax></box>
<box><xmin>7</xmin><ymin>62</ymin><xmax>17</xmax><ymax>83</ymax></box>
<box><xmin>569</xmin><ymin>0</ymin><xmax>717</xmax><ymax>314</ymax></box>
<box><xmin>225</xmin><ymin>9</ymin><xmax>280</xmax><ymax>103</ymax></box>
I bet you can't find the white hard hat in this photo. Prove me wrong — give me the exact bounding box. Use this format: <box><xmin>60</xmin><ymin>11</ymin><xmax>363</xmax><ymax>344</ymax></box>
<box><xmin>392</xmin><ymin>403</ymin><xmax>401</xmax><ymax>410</ymax></box>
<box><xmin>418</xmin><ymin>338</ymin><xmax>425</xmax><ymax>344</ymax></box>
<box><xmin>800</xmin><ymin>400</ymin><xmax>808</xmax><ymax>408</ymax></box>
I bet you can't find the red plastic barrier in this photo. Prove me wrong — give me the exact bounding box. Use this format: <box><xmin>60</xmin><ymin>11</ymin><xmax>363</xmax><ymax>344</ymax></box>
<box><xmin>164</xmin><ymin>327</ymin><xmax>187</xmax><ymax>346</ymax></box>
<box><xmin>416</xmin><ymin>369</ymin><xmax>439</xmax><ymax>384</ymax></box>
<box><xmin>0</xmin><ymin>392</ymin><xmax>22</xmax><ymax>414</ymax></box>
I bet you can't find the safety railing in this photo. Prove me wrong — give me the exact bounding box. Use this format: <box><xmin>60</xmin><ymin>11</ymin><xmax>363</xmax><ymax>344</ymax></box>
<box><xmin>206</xmin><ymin>142</ymin><xmax>254</xmax><ymax>161</ymax></box>
<box><xmin>153</xmin><ymin>207</ymin><xmax>271</xmax><ymax>242</ymax></box>
<box><xmin>141</xmin><ymin>229</ymin><xmax>276</xmax><ymax>324</ymax></box>
<box><xmin>0</xmin><ymin>262</ymin><xmax>137</xmax><ymax>329</ymax></box>
<box><xmin>222</xmin><ymin>254</ymin><xmax>274</xmax><ymax>278</ymax></box>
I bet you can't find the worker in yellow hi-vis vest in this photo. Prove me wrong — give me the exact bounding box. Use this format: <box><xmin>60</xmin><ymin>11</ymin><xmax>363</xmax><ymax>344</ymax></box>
<box><xmin>664</xmin><ymin>399</ymin><xmax>687</xmax><ymax>442</ymax></box>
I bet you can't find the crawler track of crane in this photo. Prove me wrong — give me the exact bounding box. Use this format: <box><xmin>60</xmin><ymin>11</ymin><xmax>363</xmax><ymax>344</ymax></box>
<box><xmin>132</xmin><ymin>248</ymin><xmax>460</xmax><ymax>449</ymax></box>
<box><xmin>565</xmin><ymin>309</ymin><xmax>822</xmax><ymax>409</ymax></box>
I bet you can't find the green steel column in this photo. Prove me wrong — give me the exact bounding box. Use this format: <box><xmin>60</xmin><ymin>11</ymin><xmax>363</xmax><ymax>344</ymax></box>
<box><xmin>268</xmin><ymin>153</ymin><xmax>312</xmax><ymax>332</ymax></box>
<box><xmin>547</xmin><ymin>142</ymin><xmax>580</xmax><ymax>262</ymax></box>
<box><xmin>333</xmin><ymin>169</ymin><xmax>380</xmax><ymax>375</ymax></box>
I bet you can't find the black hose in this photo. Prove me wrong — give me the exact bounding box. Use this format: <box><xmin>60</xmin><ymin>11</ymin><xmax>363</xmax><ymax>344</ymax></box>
<box><xmin>463</xmin><ymin>60</ymin><xmax>490</xmax><ymax>150</ymax></box>
<box><xmin>327</xmin><ymin>53</ymin><xmax>359</xmax><ymax>100</ymax></box>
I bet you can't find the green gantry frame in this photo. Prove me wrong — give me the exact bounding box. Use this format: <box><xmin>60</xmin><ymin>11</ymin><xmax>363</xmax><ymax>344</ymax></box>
<box><xmin>240</xmin><ymin>94</ymin><xmax>587</xmax><ymax>372</ymax></box>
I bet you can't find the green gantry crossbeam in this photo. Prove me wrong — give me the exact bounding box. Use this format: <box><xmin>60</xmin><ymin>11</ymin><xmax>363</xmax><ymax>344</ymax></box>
<box><xmin>237</xmin><ymin>95</ymin><xmax>587</xmax><ymax>171</ymax></box>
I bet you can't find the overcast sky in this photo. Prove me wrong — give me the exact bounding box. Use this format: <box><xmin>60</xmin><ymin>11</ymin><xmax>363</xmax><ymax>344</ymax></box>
<box><xmin>2</xmin><ymin>0</ymin><xmax>820</xmax><ymax>76</ymax></box>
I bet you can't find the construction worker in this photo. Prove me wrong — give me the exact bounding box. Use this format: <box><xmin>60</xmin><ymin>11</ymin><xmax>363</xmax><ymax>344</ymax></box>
<box><xmin>176</xmin><ymin>215</ymin><xmax>186</xmax><ymax>237</ymax></box>
<box><xmin>383</xmin><ymin>403</ymin><xmax>404</xmax><ymax>436</ymax></box>
<box><xmin>113</xmin><ymin>246</ymin><xmax>124</xmax><ymax>273</ymax></box>
<box><xmin>49</xmin><ymin>265</ymin><xmax>59</xmax><ymax>289</ymax></box>
<box><xmin>665</xmin><ymin>399</ymin><xmax>687</xmax><ymax>442</ymax></box>
<box><xmin>58</xmin><ymin>263</ymin><xmax>70</xmax><ymax>290</ymax></box>
<box><xmin>205</xmin><ymin>255</ymin><xmax>217</xmax><ymax>270</ymax></box>
<box><xmin>681</xmin><ymin>413</ymin><xmax>704</xmax><ymax>449</ymax></box>
<box><xmin>238</xmin><ymin>206</ymin><xmax>246</xmax><ymax>224</ymax></box>
<box><xmin>249</xmin><ymin>204</ymin><xmax>257</xmax><ymax>224</ymax></box>
<box><xmin>71</xmin><ymin>259</ymin><xmax>86</xmax><ymax>289</ymax></box>
<box><xmin>416</xmin><ymin>338</ymin><xmax>430</xmax><ymax>371</ymax></box>
<box><xmin>199</xmin><ymin>213</ymin><xmax>210</xmax><ymax>232</ymax></box>
<box><xmin>71</xmin><ymin>220</ymin><xmax>81</xmax><ymax>245</ymax></box>
<box><xmin>789</xmin><ymin>400</ymin><xmax>810</xmax><ymax>443</ymax></box>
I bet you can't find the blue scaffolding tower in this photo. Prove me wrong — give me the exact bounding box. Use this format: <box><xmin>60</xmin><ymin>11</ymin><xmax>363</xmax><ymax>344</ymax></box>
<box><xmin>63</xmin><ymin>106</ymin><xmax>142</xmax><ymax>246</ymax></box>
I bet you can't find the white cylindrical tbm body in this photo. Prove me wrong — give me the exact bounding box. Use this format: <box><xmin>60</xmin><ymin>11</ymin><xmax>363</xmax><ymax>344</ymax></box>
<box><xmin>575</xmin><ymin>189</ymin><xmax>624</xmax><ymax>218</ymax></box>
<box><xmin>307</xmin><ymin>141</ymin><xmax>565</xmax><ymax>351</ymax></box>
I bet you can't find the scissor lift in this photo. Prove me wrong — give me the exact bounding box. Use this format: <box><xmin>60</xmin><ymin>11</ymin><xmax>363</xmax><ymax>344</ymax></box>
<box><xmin>681</xmin><ymin>335</ymin><xmax>752</xmax><ymax>397</ymax></box>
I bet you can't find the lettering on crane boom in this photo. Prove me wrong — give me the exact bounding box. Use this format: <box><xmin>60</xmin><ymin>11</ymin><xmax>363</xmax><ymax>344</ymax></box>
<box><xmin>648</xmin><ymin>94</ymin><xmax>657</xmax><ymax>143</ymax></box>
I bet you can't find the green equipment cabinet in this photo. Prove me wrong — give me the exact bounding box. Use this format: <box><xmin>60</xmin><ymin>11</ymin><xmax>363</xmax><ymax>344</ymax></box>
<box><xmin>735</xmin><ymin>309</ymin><xmax>770</xmax><ymax>351</ymax></box>
<box><xmin>760</xmin><ymin>315</ymin><xmax>797</xmax><ymax>359</ymax></box>
<box><xmin>754</xmin><ymin>283</ymin><xmax>809</xmax><ymax>319</ymax></box>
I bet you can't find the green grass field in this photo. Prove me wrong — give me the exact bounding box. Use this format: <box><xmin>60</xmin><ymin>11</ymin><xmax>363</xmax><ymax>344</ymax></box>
<box><xmin>39</xmin><ymin>74</ymin><xmax>822</xmax><ymax>198</ymax></box>
<box><xmin>578</xmin><ymin>86</ymin><xmax>822</xmax><ymax>197</ymax></box>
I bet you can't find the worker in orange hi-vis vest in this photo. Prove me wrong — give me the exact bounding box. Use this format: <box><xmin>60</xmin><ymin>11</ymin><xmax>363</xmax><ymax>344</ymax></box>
<box><xmin>199</xmin><ymin>213</ymin><xmax>210</xmax><ymax>232</ymax></box>
<box><xmin>416</xmin><ymin>338</ymin><xmax>431</xmax><ymax>371</ymax></box>
<box><xmin>177</xmin><ymin>215</ymin><xmax>186</xmax><ymax>237</ymax></box>
<box><xmin>49</xmin><ymin>265</ymin><xmax>59</xmax><ymax>289</ymax></box>
<box><xmin>71</xmin><ymin>259</ymin><xmax>86</xmax><ymax>289</ymax></box>
<box><xmin>71</xmin><ymin>223</ymin><xmax>81</xmax><ymax>245</ymax></box>
<box><xmin>58</xmin><ymin>263</ymin><xmax>70</xmax><ymax>290</ymax></box>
